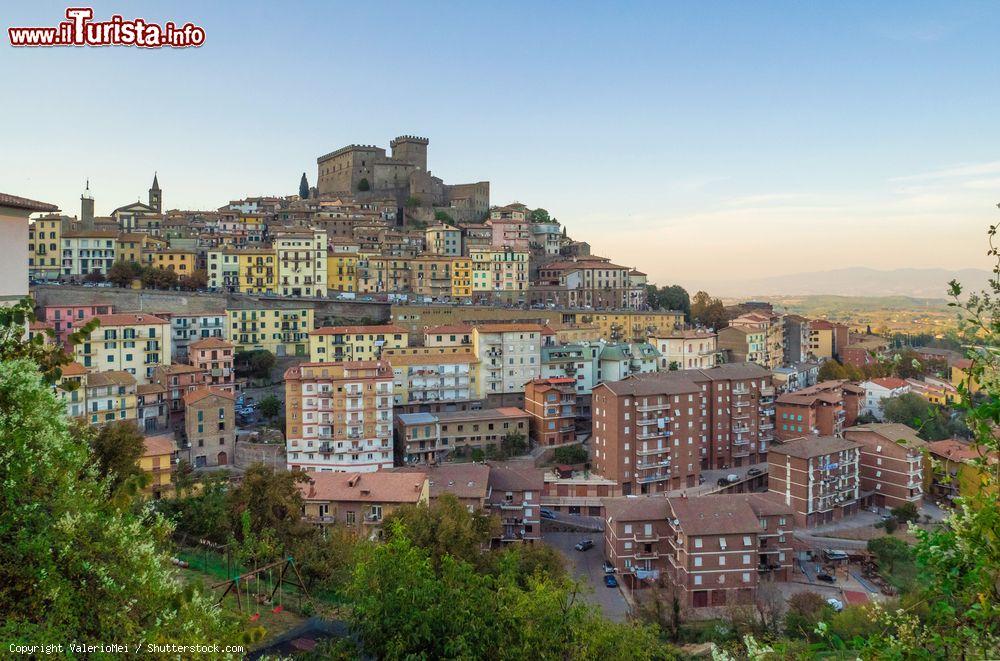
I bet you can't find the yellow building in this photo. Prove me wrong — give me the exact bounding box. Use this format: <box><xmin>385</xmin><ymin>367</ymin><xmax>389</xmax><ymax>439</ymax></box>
<box><xmin>568</xmin><ymin>310</ymin><xmax>686</xmax><ymax>343</ymax></box>
<box><xmin>275</xmin><ymin>228</ymin><xmax>327</xmax><ymax>297</ymax></box>
<box><xmin>140</xmin><ymin>433</ymin><xmax>176</xmax><ymax>499</ymax></box>
<box><xmin>409</xmin><ymin>255</ymin><xmax>453</xmax><ymax>299</ymax></box>
<box><xmin>55</xmin><ymin>361</ymin><xmax>89</xmax><ymax>419</ymax></box>
<box><xmin>470</xmin><ymin>248</ymin><xmax>529</xmax><ymax>296</ymax></box>
<box><xmin>927</xmin><ymin>439</ymin><xmax>997</xmax><ymax>503</ymax></box>
<box><xmin>950</xmin><ymin>359</ymin><xmax>981</xmax><ymax>395</ymax></box>
<box><xmin>327</xmin><ymin>252</ymin><xmax>359</xmax><ymax>292</ymax></box>
<box><xmin>74</xmin><ymin>313</ymin><xmax>172</xmax><ymax>383</ymax></box>
<box><xmin>228</xmin><ymin>305</ymin><xmax>314</xmax><ymax>356</ymax></box>
<box><xmin>238</xmin><ymin>248</ymin><xmax>278</xmax><ymax>294</ymax></box>
<box><xmin>450</xmin><ymin>257</ymin><xmax>473</xmax><ymax>298</ymax></box>
<box><xmin>28</xmin><ymin>213</ymin><xmax>65</xmax><ymax>280</ymax></box>
<box><xmin>85</xmin><ymin>370</ymin><xmax>138</xmax><ymax>426</ymax></box>
<box><xmin>309</xmin><ymin>324</ymin><xmax>409</xmax><ymax>362</ymax></box>
<box><xmin>380</xmin><ymin>347</ymin><xmax>478</xmax><ymax>408</ymax></box>
<box><xmin>116</xmin><ymin>233</ymin><xmax>147</xmax><ymax>264</ymax></box>
<box><xmin>149</xmin><ymin>248</ymin><xmax>197</xmax><ymax>275</ymax></box>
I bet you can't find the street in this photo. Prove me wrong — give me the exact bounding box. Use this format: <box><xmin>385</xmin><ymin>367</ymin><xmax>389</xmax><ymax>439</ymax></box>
<box><xmin>543</xmin><ymin>532</ymin><xmax>630</xmax><ymax>622</ymax></box>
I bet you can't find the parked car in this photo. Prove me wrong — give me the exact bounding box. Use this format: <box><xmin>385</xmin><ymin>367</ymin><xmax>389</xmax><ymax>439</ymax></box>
<box><xmin>817</xmin><ymin>572</ymin><xmax>837</xmax><ymax>583</ymax></box>
<box><xmin>726</xmin><ymin>474</ymin><xmax>739</xmax><ymax>483</ymax></box>
<box><xmin>574</xmin><ymin>539</ymin><xmax>594</xmax><ymax>552</ymax></box>
<box><xmin>747</xmin><ymin>467</ymin><xmax>763</xmax><ymax>477</ymax></box>
<box><xmin>826</xmin><ymin>598</ymin><xmax>844</xmax><ymax>612</ymax></box>
<box><xmin>602</xmin><ymin>560</ymin><xmax>616</xmax><ymax>574</ymax></box>
<box><xmin>824</xmin><ymin>549</ymin><xmax>850</xmax><ymax>562</ymax></box>
<box><xmin>604</xmin><ymin>575</ymin><xmax>618</xmax><ymax>588</ymax></box>
<box><xmin>540</xmin><ymin>508</ymin><xmax>556</xmax><ymax>520</ymax></box>
<box><xmin>717</xmin><ymin>478</ymin><xmax>729</xmax><ymax>487</ymax></box>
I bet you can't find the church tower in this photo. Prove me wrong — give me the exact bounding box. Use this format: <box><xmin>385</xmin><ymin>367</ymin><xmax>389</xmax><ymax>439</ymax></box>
<box><xmin>148</xmin><ymin>172</ymin><xmax>162</xmax><ymax>212</ymax></box>
<box><xmin>81</xmin><ymin>179</ymin><xmax>95</xmax><ymax>229</ymax></box>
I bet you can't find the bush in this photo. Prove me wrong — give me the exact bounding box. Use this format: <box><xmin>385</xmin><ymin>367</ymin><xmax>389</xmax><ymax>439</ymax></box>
<box><xmin>553</xmin><ymin>444</ymin><xmax>588</xmax><ymax>465</ymax></box>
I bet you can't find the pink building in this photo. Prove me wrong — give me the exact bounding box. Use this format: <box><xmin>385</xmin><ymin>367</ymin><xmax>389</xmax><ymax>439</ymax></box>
<box><xmin>487</xmin><ymin>217</ymin><xmax>531</xmax><ymax>251</ymax></box>
<box><xmin>153</xmin><ymin>363</ymin><xmax>210</xmax><ymax>429</ymax></box>
<box><xmin>189</xmin><ymin>337</ymin><xmax>236</xmax><ymax>391</ymax></box>
<box><xmin>39</xmin><ymin>304</ymin><xmax>112</xmax><ymax>345</ymax></box>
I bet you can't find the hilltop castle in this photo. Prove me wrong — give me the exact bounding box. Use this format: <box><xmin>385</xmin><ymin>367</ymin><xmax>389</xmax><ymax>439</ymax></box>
<box><xmin>316</xmin><ymin>136</ymin><xmax>489</xmax><ymax>223</ymax></box>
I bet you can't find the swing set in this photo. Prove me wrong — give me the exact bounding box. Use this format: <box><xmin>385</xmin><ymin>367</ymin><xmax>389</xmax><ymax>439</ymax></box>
<box><xmin>211</xmin><ymin>556</ymin><xmax>311</xmax><ymax>621</ymax></box>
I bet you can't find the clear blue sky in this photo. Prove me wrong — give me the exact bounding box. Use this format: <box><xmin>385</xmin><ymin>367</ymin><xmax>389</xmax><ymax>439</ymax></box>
<box><xmin>3</xmin><ymin>1</ymin><xmax>998</xmax><ymax>288</ymax></box>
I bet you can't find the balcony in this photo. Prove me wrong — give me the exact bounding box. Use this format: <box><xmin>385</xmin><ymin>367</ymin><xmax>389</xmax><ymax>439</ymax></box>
<box><xmin>634</xmin><ymin>549</ymin><xmax>659</xmax><ymax>560</ymax></box>
<box><xmin>636</xmin><ymin>429</ymin><xmax>665</xmax><ymax>441</ymax></box>
<box><xmin>636</xmin><ymin>445</ymin><xmax>669</xmax><ymax>456</ymax></box>
<box><xmin>637</xmin><ymin>472</ymin><xmax>670</xmax><ymax>484</ymax></box>
<box><xmin>636</xmin><ymin>402</ymin><xmax>668</xmax><ymax>413</ymax></box>
<box><xmin>637</xmin><ymin>459</ymin><xmax>671</xmax><ymax>469</ymax></box>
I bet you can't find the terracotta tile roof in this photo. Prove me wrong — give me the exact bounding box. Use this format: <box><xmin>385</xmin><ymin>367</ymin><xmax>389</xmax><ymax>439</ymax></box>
<box><xmin>384</xmin><ymin>352</ymin><xmax>476</xmax><ymax>366</ymax></box>
<box><xmin>158</xmin><ymin>363</ymin><xmax>206</xmax><ymax>375</ymax></box>
<box><xmin>300</xmin><ymin>471</ymin><xmax>427</xmax><ymax>504</ymax></box>
<box><xmin>393</xmin><ymin>464</ymin><xmax>490</xmax><ymax>501</ymax></box>
<box><xmin>188</xmin><ymin>337</ymin><xmax>234</xmax><ymax>350</ymax></box>
<box><xmin>137</xmin><ymin>382</ymin><xmax>167</xmax><ymax>394</ymax></box>
<box><xmin>142</xmin><ymin>433</ymin><xmax>176</xmax><ymax>457</ymax></box>
<box><xmin>423</xmin><ymin>324</ymin><xmax>474</xmax><ymax>335</ymax></box>
<box><xmin>769</xmin><ymin>435</ymin><xmax>861</xmax><ymax>459</ymax></box>
<box><xmin>63</xmin><ymin>230</ymin><xmax>119</xmax><ymax>239</ymax></box>
<box><xmin>487</xmin><ymin>460</ymin><xmax>544</xmax><ymax>492</ymax></box>
<box><xmin>542</xmin><ymin>259</ymin><xmax>628</xmax><ymax>271</ymax></box>
<box><xmin>310</xmin><ymin>324</ymin><xmax>408</xmax><ymax>336</ymax></box>
<box><xmin>927</xmin><ymin>439</ymin><xmax>997</xmax><ymax>465</ymax></box>
<box><xmin>0</xmin><ymin>193</ymin><xmax>58</xmax><ymax>212</ymax></box>
<box><xmin>60</xmin><ymin>361</ymin><xmax>88</xmax><ymax>376</ymax></box>
<box><xmin>603</xmin><ymin>495</ymin><xmax>672</xmax><ymax>521</ymax></box>
<box><xmin>870</xmin><ymin>377</ymin><xmax>909</xmax><ymax>390</ymax></box>
<box><xmin>667</xmin><ymin>495</ymin><xmax>760</xmax><ymax>536</ymax></box>
<box><xmin>183</xmin><ymin>386</ymin><xmax>236</xmax><ymax>406</ymax></box>
<box><xmin>844</xmin><ymin>423</ymin><xmax>928</xmax><ymax>449</ymax></box>
<box><xmin>93</xmin><ymin>313</ymin><xmax>169</xmax><ymax>327</ymax></box>
<box><xmin>472</xmin><ymin>323</ymin><xmax>548</xmax><ymax>334</ymax></box>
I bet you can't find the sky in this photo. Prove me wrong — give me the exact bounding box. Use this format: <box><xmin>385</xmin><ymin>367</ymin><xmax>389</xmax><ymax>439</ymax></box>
<box><xmin>2</xmin><ymin>1</ymin><xmax>999</xmax><ymax>292</ymax></box>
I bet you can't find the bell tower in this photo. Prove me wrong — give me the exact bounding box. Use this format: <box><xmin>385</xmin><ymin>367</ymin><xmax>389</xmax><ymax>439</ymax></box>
<box><xmin>148</xmin><ymin>172</ymin><xmax>162</xmax><ymax>212</ymax></box>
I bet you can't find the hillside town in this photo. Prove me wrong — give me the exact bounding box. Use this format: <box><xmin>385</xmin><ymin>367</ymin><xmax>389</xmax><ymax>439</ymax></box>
<box><xmin>2</xmin><ymin>135</ymin><xmax>993</xmax><ymax>649</ymax></box>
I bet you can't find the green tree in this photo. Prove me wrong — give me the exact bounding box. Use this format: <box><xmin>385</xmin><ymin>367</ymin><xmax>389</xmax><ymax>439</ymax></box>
<box><xmin>0</xmin><ymin>358</ymin><xmax>243</xmax><ymax>647</ymax></box>
<box><xmin>235</xmin><ymin>349</ymin><xmax>275</xmax><ymax>380</ymax></box>
<box><xmin>500</xmin><ymin>430</ymin><xmax>528</xmax><ymax>457</ymax></box>
<box><xmin>404</xmin><ymin>195</ymin><xmax>422</xmax><ymax>209</ymax></box>
<box><xmin>227</xmin><ymin>463</ymin><xmax>312</xmax><ymax>551</ymax></box>
<box><xmin>0</xmin><ymin>298</ymin><xmax>98</xmax><ymax>388</ymax></box>
<box><xmin>818</xmin><ymin>359</ymin><xmax>848</xmax><ymax>381</ymax></box>
<box><xmin>690</xmin><ymin>290</ymin><xmax>728</xmax><ymax>329</ymax></box>
<box><xmin>784</xmin><ymin>590</ymin><xmax>829</xmax><ymax>639</ymax></box>
<box><xmin>357</xmin><ymin>177</ymin><xmax>370</xmax><ymax>191</ymax></box>
<box><xmin>646</xmin><ymin>284</ymin><xmax>691</xmax><ymax>318</ymax></box>
<box><xmin>258</xmin><ymin>394</ymin><xmax>281</xmax><ymax>420</ymax></box>
<box><xmin>434</xmin><ymin>210</ymin><xmax>455</xmax><ymax>224</ymax></box>
<box><xmin>86</xmin><ymin>420</ymin><xmax>147</xmax><ymax>494</ymax></box>
<box><xmin>881</xmin><ymin>392</ymin><xmax>950</xmax><ymax>439</ymax></box>
<box><xmin>383</xmin><ymin>493</ymin><xmax>498</xmax><ymax>569</ymax></box>
<box><xmin>891</xmin><ymin>501</ymin><xmax>919</xmax><ymax>524</ymax></box>
<box><xmin>107</xmin><ymin>260</ymin><xmax>142</xmax><ymax>287</ymax></box>
<box><xmin>867</xmin><ymin>536</ymin><xmax>911</xmax><ymax>573</ymax></box>
<box><xmin>179</xmin><ymin>269</ymin><xmax>208</xmax><ymax>291</ymax></box>
<box><xmin>553</xmin><ymin>444</ymin><xmax>588</xmax><ymax>464</ymax></box>
<box><xmin>83</xmin><ymin>269</ymin><xmax>105</xmax><ymax>283</ymax></box>
<box><xmin>158</xmin><ymin>472</ymin><xmax>231</xmax><ymax>543</ymax></box>
<box><xmin>529</xmin><ymin>208</ymin><xmax>551</xmax><ymax>223</ymax></box>
<box><xmin>299</xmin><ymin>172</ymin><xmax>309</xmax><ymax>199</ymax></box>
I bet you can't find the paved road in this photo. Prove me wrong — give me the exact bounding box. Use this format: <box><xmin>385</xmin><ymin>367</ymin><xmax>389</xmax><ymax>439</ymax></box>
<box><xmin>544</xmin><ymin>532</ymin><xmax>629</xmax><ymax>622</ymax></box>
<box><xmin>793</xmin><ymin>531</ymin><xmax>869</xmax><ymax>550</ymax></box>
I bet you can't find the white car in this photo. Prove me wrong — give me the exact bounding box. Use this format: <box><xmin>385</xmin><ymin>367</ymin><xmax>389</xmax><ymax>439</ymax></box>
<box><xmin>826</xmin><ymin>598</ymin><xmax>844</xmax><ymax>612</ymax></box>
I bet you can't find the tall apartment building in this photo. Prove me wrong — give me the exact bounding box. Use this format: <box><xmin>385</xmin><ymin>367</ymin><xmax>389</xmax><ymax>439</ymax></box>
<box><xmin>530</xmin><ymin>258</ymin><xmax>647</xmax><ymax>310</ymax></box>
<box><xmin>808</xmin><ymin>320</ymin><xmax>850</xmax><ymax>360</ymax></box>
<box><xmin>382</xmin><ymin>348</ymin><xmax>477</xmax><ymax>412</ymax></box>
<box><xmin>61</xmin><ymin>230</ymin><xmax>117</xmax><ymax>277</ymax></box>
<box><xmin>228</xmin><ymin>305</ymin><xmax>314</xmax><ymax>356</ymax></box>
<box><xmin>660</xmin><ymin>494</ymin><xmax>793</xmax><ymax>606</ymax></box>
<box><xmin>237</xmin><ymin>248</ymin><xmax>278</xmax><ymax>294</ymax></box>
<box><xmin>729</xmin><ymin>312</ymin><xmax>784</xmax><ymax>369</ymax></box>
<box><xmin>189</xmin><ymin>337</ymin><xmax>236</xmax><ymax>391</ymax></box>
<box><xmin>524</xmin><ymin>377</ymin><xmax>578</xmax><ymax>447</ymax></box>
<box><xmin>775</xmin><ymin>380</ymin><xmax>862</xmax><ymax>440</ymax></box>
<box><xmin>73</xmin><ymin>313</ymin><xmax>172</xmax><ymax>383</ymax></box>
<box><xmin>275</xmin><ymin>228</ymin><xmax>327</xmax><ymax>297</ymax></box>
<box><xmin>285</xmin><ymin>361</ymin><xmax>394</xmax><ymax>472</ymax></box>
<box><xmin>424</xmin><ymin>223</ymin><xmax>462</xmax><ymax>256</ymax></box>
<box><xmin>487</xmin><ymin>461</ymin><xmax>544</xmax><ymax>543</ymax></box>
<box><xmin>541</xmin><ymin>343</ymin><xmax>599</xmax><ymax>396</ymax></box>
<box><xmin>768</xmin><ymin>436</ymin><xmax>861</xmax><ymax>528</ymax></box>
<box><xmin>395</xmin><ymin>407</ymin><xmax>529</xmax><ymax>464</ymax></box>
<box><xmin>782</xmin><ymin>315</ymin><xmax>810</xmax><ymax>364</ymax></box>
<box><xmin>843</xmin><ymin>423</ymin><xmax>926</xmax><ymax>509</ymax></box>
<box><xmin>39</xmin><ymin>304</ymin><xmax>111</xmax><ymax>346</ymax></box>
<box><xmin>28</xmin><ymin>213</ymin><xmax>66</xmax><ymax>280</ymax></box>
<box><xmin>469</xmin><ymin>247</ymin><xmax>529</xmax><ymax>300</ymax></box>
<box><xmin>591</xmin><ymin>364</ymin><xmax>775</xmax><ymax>495</ymax></box>
<box><xmin>85</xmin><ymin>370</ymin><xmax>138</xmax><ymax>427</ymax></box>
<box><xmin>309</xmin><ymin>324</ymin><xmax>408</xmax><ymax>362</ymax></box>
<box><xmin>718</xmin><ymin>326</ymin><xmax>767</xmax><ymax>366</ymax></box>
<box><xmin>472</xmin><ymin>324</ymin><xmax>545</xmax><ymax>400</ymax></box>
<box><xmin>206</xmin><ymin>248</ymin><xmax>241</xmax><ymax>291</ymax></box>
<box><xmin>649</xmin><ymin>330</ymin><xmax>720</xmax><ymax>370</ymax></box>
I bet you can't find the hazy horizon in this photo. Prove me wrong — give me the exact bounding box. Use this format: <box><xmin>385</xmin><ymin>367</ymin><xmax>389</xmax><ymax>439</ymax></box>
<box><xmin>3</xmin><ymin>1</ymin><xmax>998</xmax><ymax>284</ymax></box>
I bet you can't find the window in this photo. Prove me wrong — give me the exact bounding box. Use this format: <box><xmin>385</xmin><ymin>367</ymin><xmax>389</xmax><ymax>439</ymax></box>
<box><xmin>743</xmin><ymin>536</ymin><xmax>752</xmax><ymax>546</ymax></box>
<box><xmin>742</xmin><ymin>572</ymin><xmax>751</xmax><ymax>583</ymax></box>
<box><xmin>693</xmin><ymin>575</ymin><xmax>702</xmax><ymax>586</ymax></box>
<box><xmin>694</xmin><ymin>556</ymin><xmax>703</xmax><ymax>567</ymax></box>
<box><xmin>718</xmin><ymin>556</ymin><xmax>726</xmax><ymax>566</ymax></box>
<box><xmin>743</xmin><ymin>554</ymin><xmax>751</xmax><ymax>565</ymax></box>
<box><xmin>694</xmin><ymin>538</ymin><xmax>703</xmax><ymax>549</ymax></box>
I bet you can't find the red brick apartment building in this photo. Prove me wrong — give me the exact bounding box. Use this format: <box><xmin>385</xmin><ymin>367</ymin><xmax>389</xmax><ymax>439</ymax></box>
<box><xmin>591</xmin><ymin>364</ymin><xmax>775</xmax><ymax>495</ymax></box>
<box><xmin>603</xmin><ymin>494</ymin><xmax>794</xmax><ymax>606</ymax></box>
<box><xmin>843</xmin><ymin>423</ymin><xmax>926</xmax><ymax>509</ymax></box>
<box><xmin>487</xmin><ymin>461</ymin><xmax>544</xmax><ymax>543</ymax></box>
<box><xmin>775</xmin><ymin>380</ymin><xmax>862</xmax><ymax>441</ymax></box>
<box><xmin>524</xmin><ymin>377</ymin><xmax>578</xmax><ymax>447</ymax></box>
<box><xmin>768</xmin><ymin>436</ymin><xmax>861</xmax><ymax>528</ymax></box>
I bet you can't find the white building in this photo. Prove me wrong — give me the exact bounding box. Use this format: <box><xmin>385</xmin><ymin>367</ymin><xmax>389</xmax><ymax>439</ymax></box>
<box><xmin>164</xmin><ymin>312</ymin><xmax>228</xmax><ymax>360</ymax></box>
<box><xmin>1</xmin><ymin>193</ymin><xmax>57</xmax><ymax>300</ymax></box>
<box><xmin>860</xmin><ymin>378</ymin><xmax>911</xmax><ymax>420</ymax></box>
<box><xmin>61</xmin><ymin>230</ymin><xmax>117</xmax><ymax>278</ymax></box>
<box><xmin>472</xmin><ymin>324</ymin><xmax>545</xmax><ymax>397</ymax></box>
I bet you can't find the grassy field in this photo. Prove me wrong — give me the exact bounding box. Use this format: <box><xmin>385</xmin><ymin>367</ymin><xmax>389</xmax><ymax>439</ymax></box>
<box><xmin>764</xmin><ymin>295</ymin><xmax>957</xmax><ymax>335</ymax></box>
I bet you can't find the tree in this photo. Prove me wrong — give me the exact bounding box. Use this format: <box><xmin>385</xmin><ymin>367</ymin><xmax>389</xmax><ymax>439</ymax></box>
<box><xmin>553</xmin><ymin>444</ymin><xmax>588</xmax><ymax>464</ymax></box>
<box><xmin>356</xmin><ymin>177</ymin><xmax>370</xmax><ymax>192</ymax></box>
<box><xmin>500</xmin><ymin>430</ymin><xmax>528</xmax><ymax>457</ymax></box>
<box><xmin>178</xmin><ymin>269</ymin><xmax>208</xmax><ymax>291</ymax></box>
<box><xmin>636</xmin><ymin>577</ymin><xmax>687</xmax><ymax>643</ymax></box>
<box><xmin>784</xmin><ymin>591</ymin><xmax>829</xmax><ymax>639</ymax></box>
<box><xmin>383</xmin><ymin>493</ymin><xmax>498</xmax><ymax>570</ymax></box>
<box><xmin>0</xmin><ymin>298</ymin><xmax>98</xmax><ymax>388</ymax></box>
<box><xmin>226</xmin><ymin>463</ymin><xmax>312</xmax><ymax>551</ymax></box>
<box><xmin>86</xmin><ymin>420</ymin><xmax>147</xmax><ymax>494</ymax></box>
<box><xmin>83</xmin><ymin>269</ymin><xmax>105</xmax><ymax>283</ymax></box>
<box><xmin>140</xmin><ymin>266</ymin><xmax>178</xmax><ymax>290</ymax></box>
<box><xmin>881</xmin><ymin>392</ymin><xmax>950</xmax><ymax>440</ymax></box>
<box><xmin>690</xmin><ymin>290</ymin><xmax>727</xmax><ymax>329</ymax></box>
<box><xmin>158</xmin><ymin>472</ymin><xmax>231</xmax><ymax>543</ymax></box>
<box><xmin>529</xmin><ymin>208</ymin><xmax>551</xmax><ymax>223</ymax></box>
<box><xmin>818</xmin><ymin>359</ymin><xmax>849</xmax><ymax>381</ymax></box>
<box><xmin>0</xmin><ymin>358</ymin><xmax>243</xmax><ymax>647</ymax></box>
<box><xmin>867</xmin><ymin>536</ymin><xmax>911</xmax><ymax>574</ymax></box>
<box><xmin>258</xmin><ymin>394</ymin><xmax>281</xmax><ymax>420</ymax></box>
<box><xmin>404</xmin><ymin>195</ymin><xmax>422</xmax><ymax>209</ymax></box>
<box><xmin>434</xmin><ymin>210</ymin><xmax>455</xmax><ymax>224</ymax></box>
<box><xmin>235</xmin><ymin>349</ymin><xmax>275</xmax><ymax>380</ymax></box>
<box><xmin>299</xmin><ymin>172</ymin><xmax>309</xmax><ymax>199</ymax></box>
<box><xmin>646</xmin><ymin>284</ymin><xmax>691</xmax><ymax>318</ymax></box>
<box><xmin>891</xmin><ymin>501</ymin><xmax>919</xmax><ymax>524</ymax></box>
<box><xmin>108</xmin><ymin>260</ymin><xmax>142</xmax><ymax>288</ymax></box>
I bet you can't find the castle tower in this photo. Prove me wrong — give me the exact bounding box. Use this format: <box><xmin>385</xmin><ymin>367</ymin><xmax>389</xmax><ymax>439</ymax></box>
<box><xmin>148</xmin><ymin>172</ymin><xmax>161</xmax><ymax>212</ymax></box>
<box><xmin>390</xmin><ymin>135</ymin><xmax>429</xmax><ymax>172</ymax></box>
<box><xmin>81</xmin><ymin>179</ymin><xmax>95</xmax><ymax>229</ymax></box>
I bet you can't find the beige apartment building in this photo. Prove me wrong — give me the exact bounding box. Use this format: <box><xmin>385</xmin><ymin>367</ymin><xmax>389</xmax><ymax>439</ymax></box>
<box><xmin>395</xmin><ymin>407</ymin><xmax>530</xmax><ymax>464</ymax></box>
<box><xmin>591</xmin><ymin>364</ymin><xmax>775</xmax><ymax>495</ymax></box>
<box><xmin>843</xmin><ymin>423</ymin><xmax>926</xmax><ymax>509</ymax></box>
<box><xmin>650</xmin><ymin>329</ymin><xmax>720</xmax><ymax>370</ymax></box>
<box><xmin>472</xmin><ymin>324</ymin><xmax>545</xmax><ymax>399</ymax></box>
<box><xmin>729</xmin><ymin>312</ymin><xmax>785</xmax><ymax>369</ymax></box>
<box><xmin>381</xmin><ymin>347</ymin><xmax>478</xmax><ymax>412</ymax></box>
<box><xmin>768</xmin><ymin>436</ymin><xmax>862</xmax><ymax>528</ymax></box>
<box><xmin>299</xmin><ymin>470</ymin><xmax>429</xmax><ymax>533</ymax></box>
<box><xmin>74</xmin><ymin>313</ymin><xmax>172</xmax><ymax>383</ymax></box>
<box><xmin>275</xmin><ymin>228</ymin><xmax>327</xmax><ymax>297</ymax></box>
<box><xmin>285</xmin><ymin>361</ymin><xmax>394</xmax><ymax>472</ymax></box>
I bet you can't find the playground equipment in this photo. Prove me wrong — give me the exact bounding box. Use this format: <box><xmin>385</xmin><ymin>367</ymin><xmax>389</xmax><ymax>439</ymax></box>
<box><xmin>211</xmin><ymin>556</ymin><xmax>311</xmax><ymax>616</ymax></box>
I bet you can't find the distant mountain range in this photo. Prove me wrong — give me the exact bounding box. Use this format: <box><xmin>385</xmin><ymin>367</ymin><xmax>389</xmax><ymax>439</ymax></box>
<box><xmin>700</xmin><ymin>267</ymin><xmax>992</xmax><ymax>299</ymax></box>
